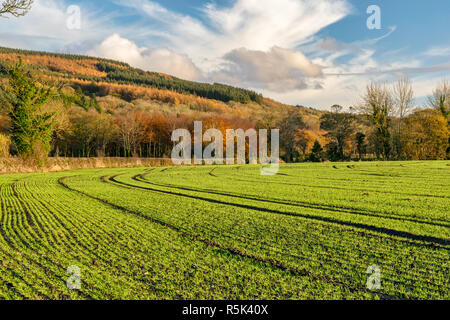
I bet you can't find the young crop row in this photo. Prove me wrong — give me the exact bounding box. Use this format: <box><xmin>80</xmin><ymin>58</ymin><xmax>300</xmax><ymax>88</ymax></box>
<box><xmin>136</xmin><ymin>168</ymin><xmax>449</xmax><ymax>238</ymax></box>
<box><xmin>152</xmin><ymin>163</ymin><xmax>450</xmax><ymax>224</ymax></box>
<box><xmin>58</xmin><ymin>165</ymin><xmax>449</xmax><ymax>300</ymax></box>
<box><xmin>0</xmin><ymin>171</ymin><xmax>376</xmax><ymax>300</ymax></box>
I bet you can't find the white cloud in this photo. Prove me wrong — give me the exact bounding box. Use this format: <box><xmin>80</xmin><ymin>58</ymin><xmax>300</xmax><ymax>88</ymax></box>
<box><xmin>3</xmin><ymin>0</ymin><xmax>445</xmax><ymax>109</ymax></box>
<box><xmin>354</xmin><ymin>26</ymin><xmax>397</xmax><ymax>47</ymax></box>
<box><xmin>117</xmin><ymin>0</ymin><xmax>351</xmax><ymax>72</ymax></box>
<box><xmin>0</xmin><ymin>0</ymin><xmax>121</xmax><ymax>52</ymax></box>
<box><xmin>113</xmin><ymin>0</ymin><xmax>350</xmax><ymax>92</ymax></box>
<box><xmin>201</xmin><ymin>0</ymin><xmax>350</xmax><ymax>51</ymax></box>
<box><xmin>0</xmin><ymin>0</ymin><xmax>68</xmax><ymax>51</ymax></box>
<box><xmin>0</xmin><ymin>0</ymin><xmax>352</xmax><ymax>103</ymax></box>
<box><xmin>424</xmin><ymin>46</ymin><xmax>450</xmax><ymax>57</ymax></box>
<box><xmin>143</xmin><ymin>48</ymin><xmax>202</xmax><ymax>80</ymax></box>
<box><xmin>89</xmin><ymin>34</ymin><xmax>144</xmax><ymax>64</ymax></box>
<box><xmin>215</xmin><ymin>46</ymin><xmax>323</xmax><ymax>92</ymax></box>
<box><xmin>88</xmin><ymin>34</ymin><xmax>202</xmax><ymax>80</ymax></box>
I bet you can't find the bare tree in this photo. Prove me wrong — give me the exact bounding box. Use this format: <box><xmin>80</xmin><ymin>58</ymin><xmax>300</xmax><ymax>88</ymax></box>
<box><xmin>427</xmin><ymin>81</ymin><xmax>450</xmax><ymax>159</ymax></box>
<box><xmin>393</xmin><ymin>76</ymin><xmax>414</xmax><ymax>118</ymax></box>
<box><xmin>116</xmin><ymin>112</ymin><xmax>143</xmax><ymax>157</ymax></box>
<box><xmin>359</xmin><ymin>83</ymin><xmax>393</xmax><ymax>159</ymax></box>
<box><xmin>392</xmin><ymin>76</ymin><xmax>414</xmax><ymax>158</ymax></box>
<box><xmin>0</xmin><ymin>0</ymin><xmax>33</xmax><ymax>18</ymax></box>
<box><xmin>359</xmin><ymin>83</ymin><xmax>394</xmax><ymax>117</ymax></box>
<box><xmin>428</xmin><ymin>80</ymin><xmax>450</xmax><ymax>119</ymax></box>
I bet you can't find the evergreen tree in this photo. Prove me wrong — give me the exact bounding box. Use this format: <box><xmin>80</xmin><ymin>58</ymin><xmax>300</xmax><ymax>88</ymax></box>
<box><xmin>0</xmin><ymin>57</ymin><xmax>54</xmax><ymax>161</ymax></box>
<box><xmin>361</xmin><ymin>83</ymin><xmax>393</xmax><ymax>160</ymax></box>
<box><xmin>356</xmin><ymin>132</ymin><xmax>367</xmax><ymax>160</ymax></box>
<box><xmin>90</xmin><ymin>93</ymin><xmax>101</xmax><ymax>113</ymax></box>
<box><xmin>309</xmin><ymin>141</ymin><xmax>323</xmax><ymax>162</ymax></box>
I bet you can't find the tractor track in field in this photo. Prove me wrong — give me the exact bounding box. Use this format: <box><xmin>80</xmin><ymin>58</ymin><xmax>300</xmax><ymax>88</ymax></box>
<box><xmin>57</xmin><ymin>175</ymin><xmax>400</xmax><ymax>300</ymax></box>
<box><xmin>102</xmin><ymin>174</ymin><xmax>449</xmax><ymax>297</ymax></box>
<box><xmin>109</xmin><ymin>174</ymin><xmax>450</xmax><ymax>248</ymax></box>
<box><xmin>209</xmin><ymin>168</ymin><xmax>217</xmax><ymax>177</ymax></box>
<box><xmin>22</xmin><ymin>186</ymin><xmax>131</xmax><ymax>276</ymax></box>
<box><xmin>106</xmin><ymin>175</ymin><xmax>448</xmax><ymax>276</ymax></box>
<box><xmin>114</xmin><ymin>176</ymin><xmax>449</xmax><ymax>274</ymax></box>
<box><xmin>137</xmin><ymin>172</ymin><xmax>449</xmax><ymax>229</ymax></box>
<box><xmin>208</xmin><ymin>172</ymin><xmax>450</xmax><ymax>200</ymax></box>
<box><xmin>21</xmin><ymin>178</ymin><xmax>186</xmax><ymax>299</ymax></box>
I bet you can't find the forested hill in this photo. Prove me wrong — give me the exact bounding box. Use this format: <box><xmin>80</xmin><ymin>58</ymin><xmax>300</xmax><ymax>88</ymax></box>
<box><xmin>0</xmin><ymin>46</ymin><xmax>263</xmax><ymax>104</ymax></box>
<box><xmin>0</xmin><ymin>45</ymin><xmax>327</xmax><ymax>160</ymax></box>
<box><xmin>1</xmin><ymin>46</ymin><xmax>446</xmax><ymax>162</ymax></box>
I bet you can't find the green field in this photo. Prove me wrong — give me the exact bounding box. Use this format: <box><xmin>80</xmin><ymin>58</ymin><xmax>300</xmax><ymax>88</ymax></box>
<box><xmin>0</xmin><ymin>161</ymin><xmax>448</xmax><ymax>300</ymax></box>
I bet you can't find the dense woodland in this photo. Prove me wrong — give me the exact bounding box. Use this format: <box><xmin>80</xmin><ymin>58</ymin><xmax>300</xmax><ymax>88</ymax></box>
<box><xmin>0</xmin><ymin>47</ymin><xmax>263</xmax><ymax>104</ymax></box>
<box><xmin>0</xmin><ymin>49</ymin><xmax>449</xmax><ymax>164</ymax></box>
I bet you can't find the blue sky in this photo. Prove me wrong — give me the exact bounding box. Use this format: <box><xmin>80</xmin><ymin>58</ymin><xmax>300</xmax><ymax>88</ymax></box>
<box><xmin>0</xmin><ymin>0</ymin><xmax>449</xmax><ymax>109</ymax></box>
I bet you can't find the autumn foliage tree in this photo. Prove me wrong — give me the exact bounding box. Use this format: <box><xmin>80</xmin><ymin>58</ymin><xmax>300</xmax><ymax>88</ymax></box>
<box><xmin>115</xmin><ymin>111</ymin><xmax>143</xmax><ymax>157</ymax></box>
<box><xmin>295</xmin><ymin>129</ymin><xmax>316</xmax><ymax>160</ymax></box>
<box><xmin>320</xmin><ymin>105</ymin><xmax>355</xmax><ymax>161</ymax></box>
<box><xmin>428</xmin><ymin>81</ymin><xmax>450</xmax><ymax>158</ymax></box>
<box><xmin>0</xmin><ymin>132</ymin><xmax>10</xmax><ymax>156</ymax></box>
<box><xmin>402</xmin><ymin>109</ymin><xmax>449</xmax><ymax>160</ymax></box>
<box><xmin>278</xmin><ymin>111</ymin><xmax>305</xmax><ymax>163</ymax></box>
<box><xmin>1</xmin><ymin>48</ymin><xmax>450</xmax><ymax>163</ymax></box>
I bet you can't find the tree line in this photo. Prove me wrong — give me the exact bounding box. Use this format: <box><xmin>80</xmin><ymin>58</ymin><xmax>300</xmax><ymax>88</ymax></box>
<box><xmin>282</xmin><ymin>78</ymin><xmax>449</xmax><ymax>162</ymax></box>
<box><xmin>0</xmin><ymin>46</ymin><xmax>129</xmax><ymax>67</ymax></box>
<box><xmin>0</xmin><ymin>58</ymin><xmax>449</xmax><ymax>163</ymax></box>
<box><xmin>327</xmin><ymin>78</ymin><xmax>449</xmax><ymax>161</ymax></box>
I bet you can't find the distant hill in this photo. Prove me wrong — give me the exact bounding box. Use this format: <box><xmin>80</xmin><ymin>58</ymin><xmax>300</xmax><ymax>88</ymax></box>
<box><xmin>0</xmin><ymin>46</ymin><xmax>263</xmax><ymax>104</ymax></box>
<box><xmin>0</xmin><ymin>46</ymin><xmax>325</xmax><ymax>131</ymax></box>
<box><xmin>0</xmin><ymin>46</ymin><xmax>332</xmax><ymax>160</ymax></box>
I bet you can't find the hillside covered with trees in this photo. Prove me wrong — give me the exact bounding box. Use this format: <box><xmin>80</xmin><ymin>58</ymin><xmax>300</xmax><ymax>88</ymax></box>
<box><xmin>0</xmin><ymin>47</ymin><xmax>263</xmax><ymax>104</ymax></box>
<box><xmin>0</xmin><ymin>46</ymin><xmax>448</xmax><ymax>165</ymax></box>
